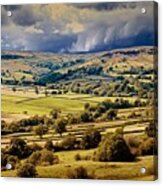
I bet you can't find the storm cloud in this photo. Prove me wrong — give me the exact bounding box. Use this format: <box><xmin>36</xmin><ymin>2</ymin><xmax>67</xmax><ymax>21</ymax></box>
<box><xmin>1</xmin><ymin>2</ymin><xmax>157</xmax><ymax>53</ymax></box>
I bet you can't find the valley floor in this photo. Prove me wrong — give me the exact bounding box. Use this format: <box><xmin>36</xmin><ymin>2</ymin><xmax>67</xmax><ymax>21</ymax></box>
<box><xmin>2</xmin><ymin>149</ymin><xmax>156</xmax><ymax>180</ymax></box>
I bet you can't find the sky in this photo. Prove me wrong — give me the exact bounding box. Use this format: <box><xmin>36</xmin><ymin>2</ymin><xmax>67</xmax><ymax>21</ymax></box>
<box><xmin>1</xmin><ymin>2</ymin><xmax>157</xmax><ymax>53</ymax></box>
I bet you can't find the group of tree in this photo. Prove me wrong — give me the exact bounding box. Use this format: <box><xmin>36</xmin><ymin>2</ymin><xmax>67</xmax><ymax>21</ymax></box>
<box><xmin>95</xmin><ymin>129</ymin><xmax>135</xmax><ymax>162</ymax></box>
<box><xmin>2</xmin><ymin>120</ymin><xmax>157</xmax><ymax>178</ymax></box>
<box><xmin>36</xmin><ymin>65</ymin><xmax>103</xmax><ymax>85</ymax></box>
<box><xmin>2</xmin><ymin>115</ymin><xmax>52</xmax><ymax>135</ymax></box>
<box><xmin>80</xmin><ymin>129</ymin><xmax>101</xmax><ymax>149</ymax></box>
<box><xmin>34</xmin><ymin>125</ymin><xmax>48</xmax><ymax>139</ymax></box>
<box><xmin>1</xmin><ymin>137</ymin><xmax>59</xmax><ymax>177</ymax></box>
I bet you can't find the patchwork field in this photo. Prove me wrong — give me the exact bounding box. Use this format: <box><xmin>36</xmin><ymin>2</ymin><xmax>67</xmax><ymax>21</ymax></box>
<box><xmin>1</xmin><ymin>47</ymin><xmax>157</xmax><ymax>180</ymax></box>
<box><xmin>2</xmin><ymin>87</ymin><xmax>146</xmax><ymax>118</ymax></box>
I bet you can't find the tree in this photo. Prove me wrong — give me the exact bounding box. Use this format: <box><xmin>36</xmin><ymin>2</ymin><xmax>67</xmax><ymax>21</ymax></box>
<box><xmin>93</xmin><ymin>110</ymin><xmax>102</xmax><ymax>119</ymax></box>
<box><xmin>40</xmin><ymin>150</ymin><xmax>59</xmax><ymax>165</ymax></box>
<box><xmin>66</xmin><ymin>113</ymin><xmax>80</xmax><ymax>125</ymax></box>
<box><xmin>74</xmin><ymin>153</ymin><xmax>81</xmax><ymax>161</ymax></box>
<box><xmin>84</xmin><ymin>103</ymin><xmax>90</xmax><ymax>110</ymax></box>
<box><xmin>12</xmin><ymin>87</ymin><xmax>16</xmax><ymax>92</ymax></box>
<box><xmin>105</xmin><ymin>109</ymin><xmax>117</xmax><ymax>120</ymax></box>
<box><xmin>34</xmin><ymin>86</ymin><xmax>39</xmax><ymax>95</ymax></box>
<box><xmin>34</xmin><ymin>125</ymin><xmax>48</xmax><ymax>139</ymax></box>
<box><xmin>7</xmin><ymin>155</ymin><xmax>19</xmax><ymax>170</ymax></box>
<box><xmin>95</xmin><ymin>129</ymin><xmax>134</xmax><ymax>162</ymax></box>
<box><xmin>67</xmin><ymin>166</ymin><xmax>90</xmax><ymax>179</ymax></box>
<box><xmin>80</xmin><ymin>129</ymin><xmax>101</xmax><ymax>149</ymax></box>
<box><xmin>30</xmin><ymin>143</ymin><xmax>42</xmax><ymax>152</ymax></box>
<box><xmin>44</xmin><ymin>140</ymin><xmax>54</xmax><ymax>151</ymax></box>
<box><xmin>50</xmin><ymin>109</ymin><xmax>61</xmax><ymax>119</ymax></box>
<box><xmin>27</xmin><ymin>151</ymin><xmax>41</xmax><ymax>166</ymax></box>
<box><xmin>55</xmin><ymin>118</ymin><xmax>67</xmax><ymax>136</ymax></box>
<box><xmin>1</xmin><ymin>151</ymin><xmax>8</xmax><ymax>169</ymax></box>
<box><xmin>60</xmin><ymin>135</ymin><xmax>77</xmax><ymax>150</ymax></box>
<box><xmin>8</xmin><ymin>138</ymin><xmax>32</xmax><ymax>159</ymax></box>
<box><xmin>134</xmin><ymin>99</ymin><xmax>142</xmax><ymax>107</ymax></box>
<box><xmin>1</xmin><ymin>152</ymin><xmax>19</xmax><ymax>170</ymax></box>
<box><xmin>17</xmin><ymin>163</ymin><xmax>37</xmax><ymax>177</ymax></box>
<box><xmin>140</xmin><ymin>137</ymin><xmax>157</xmax><ymax>155</ymax></box>
<box><xmin>80</xmin><ymin>111</ymin><xmax>94</xmax><ymax>123</ymax></box>
<box><xmin>146</xmin><ymin>121</ymin><xmax>157</xmax><ymax>138</ymax></box>
<box><xmin>44</xmin><ymin>90</ymin><xmax>48</xmax><ymax>97</ymax></box>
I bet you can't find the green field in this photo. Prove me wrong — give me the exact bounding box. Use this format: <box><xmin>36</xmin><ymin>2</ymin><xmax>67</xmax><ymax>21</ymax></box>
<box><xmin>2</xmin><ymin>92</ymin><xmax>144</xmax><ymax>116</ymax></box>
<box><xmin>2</xmin><ymin>94</ymin><xmax>88</xmax><ymax>115</ymax></box>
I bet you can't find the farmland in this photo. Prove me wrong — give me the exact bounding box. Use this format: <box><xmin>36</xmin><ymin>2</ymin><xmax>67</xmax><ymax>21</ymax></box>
<box><xmin>2</xmin><ymin>86</ymin><xmax>146</xmax><ymax>118</ymax></box>
<box><xmin>1</xmin><ymin>47</ymin><xmax>157</xmax><ymax>180</ymax></box>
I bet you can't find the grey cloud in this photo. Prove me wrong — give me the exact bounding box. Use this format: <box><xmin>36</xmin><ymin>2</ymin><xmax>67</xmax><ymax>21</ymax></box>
<box><xmin>71</xmin><ymin>2</ymin><xmax>138</xmax><ymax>11</ymax></box>
<box><xmin>3</xmin><ymin>5</ymin><xmax>22</xmax><ymax>11</ymax></box>
<box><xmin>69</xmin><ymin>2</ymin><xmax>155</xmax><ymax>52</ymax></box>
<box><xmin>1</xmin><ymin>6</ymin><xmax>12</xmax><ymax>25</ymax></box>
<box><xmin>1</xmin><ymin>2</ymin><xmax>156</xmax><ymax>53</ymax></box>
<box><xmin>11</xmin><ymin>6</ymin><xmax>41</xmax><ymax>26</ymax></box>
<box><xmin>27</xmin><ymin>33</ymin><xmax>77</xmax><ymax>52</ymax></box>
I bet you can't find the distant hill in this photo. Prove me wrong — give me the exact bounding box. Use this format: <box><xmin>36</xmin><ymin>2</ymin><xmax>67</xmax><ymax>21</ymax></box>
<box><xmin>1</xmin><ymin>46</ymin><xmax>156</xmax><ymax>98</ymax></box>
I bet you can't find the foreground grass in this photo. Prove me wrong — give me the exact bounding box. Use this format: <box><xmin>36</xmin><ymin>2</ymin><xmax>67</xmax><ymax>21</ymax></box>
<box><xmin>2</xmin><ymin>149</ymin><xmax>156</xmax><ymax>180</ymax></box>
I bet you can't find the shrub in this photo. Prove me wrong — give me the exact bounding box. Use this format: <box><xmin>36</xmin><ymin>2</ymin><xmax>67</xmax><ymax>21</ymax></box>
<box><xmin>55</xmin><ymin>117</ymin><xmax>67</xmax><ymax>136</ymax></box>
<box><xmin>84</xmin><ymin>103</ymin><xmax>90</xmax><ymax>110</ymax></box>
<box><xmin>134</xmin><ymin>99</ymin><xmax>143</xmax><ymax>107</ymax></box>
<box><xmin>104</xmin><ymin>109</ymin><xmax>117</xmax><ymax>120</ymax></box>
<box><xmin>50</xmin><ymin>109</ymin><xmax>61</xmax><ymax>119</ymax></box>
<box><xmin>93</xmin><ymin>111</ymin><xmax>102</xmax><ymax>119</ymax></box>
<box><xmin>128</xmin><ymin>112</ymin><xmax>137</xmax><ymax>118</ymax></box>
<box><xmin>18</xmin><ymin>115</ymin><xmax>45</xmax><ymax>127</ymax></box>
<box><xmin>67</xmin><ymin>114</ymin><xmax>81</xmax><ymax>125</ymax></box>
<box><xmin>125</xmin><ymin>136</ymin><xmax>141</xmax><ymax>156</ymax></box>
<box><xmin>1</xmin><ymin>152</ymin><xmax>8</xmax><ymax>168</ymax></box>
<box><xmin>80</xmin><ymin>111</ymin><xmax>94</xmax><ymax>123</ymax></box>
<box><xmin>74</xmin><ymin>154</ymin><xmax>81</xmax><ymax>161</ymax></box>
<box><xmin>140</xmin><ymin>137</ymin><xmax>157</xmax><ymax>156</ymax></box>
<box><xmin>125</xmin><ymin>136</ymin><xmax>140</xmax><ymax>148</ymax></box>
<box><xmin>1</xmin><ymin>152</ymin><xmax>19</xmax><ymax>170</ymax></box>
<box><xmin>8</xmin><ymin>138</ymin><xmax>32</xmax><ymax>159</ymax></box>
<box><xmin>80</xmin><ymin>129</ymin><xmax>101</xmax><ymax>149</ymax></box>
<box><xmin>95</xmin><ymin>130</ymin><xmax>135</xmax><ymax>162</ymax></box>
<box><xmin>82</xmin><ymin>155</ymin><xmax>91</xmax><ymax>160</ymax></box>
<box><xmin>40</xmin><ymin>150</ymin><xmax>59</xmax><ymax>165</ymax></box>
<box><xmin>44</xmin><ymin>140</ymin><xmax>54</xmax><ymax>151</ymax></box>
<box><xmin>146</xmin><ymin>121</ymin><xmax>157</xmax><ymax>138</ymax></box>
<box><xmin>17</xmin><ymin>163</ymin><xmax>37</xmax><ymax>178</ymax></box>
<box><xmin>7</xmin><ymin>155</ymin><xmax>19</xmax><ymax>170</ymax></box>
<box><xmin>27</xmin><ymin>151</ymin><xmax>41</xmax><ymax>166</ymax></box>
<box><xmin>30</xmin><ymin>143</ymin><xmax>42</xmax><ymax>152</ymax></box>
<box><xmin>34</xmin><ymin>124</ymin><xmax>48</xmax><ymax>139</ymax></box>
<box><xmin>60</xmin><ymin>135</ymin><xmax>77</xmax><ymax>150</ymax></box>
<box><xmin>27</xmin><ymin>149</ymin><xmax>59</xmax><ymax>166</ymax></box>
<box><xmin>67</xmin><ymin>166</ymin><xmax>91</xmax><ymax>179</ymax></box>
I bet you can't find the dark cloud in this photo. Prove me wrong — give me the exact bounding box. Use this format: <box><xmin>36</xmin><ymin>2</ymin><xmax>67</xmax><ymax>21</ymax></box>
<box><xmin>71</xmin><ymin>2</ymin><xmax>137</xmax><ymax>11</ymax></box>
<box><xmin>3</xmin><ymin>5</ymin><xmax>22</xmax><ymax>11</ymax></box>
<box><xmin>1</xmin><ymin>6</ymin><xmax>11</xmax><ymax>25</ymax></box>
<box><xmin>11</xmin><ymin>6</ymin><xmax>41</xmax><ymax>26</ymax></box>
<box><xmin>70</xmin><ymin>2</ymin><xmax>155</xmax><ymax>52</ymax></box>
<box><xmin>1</xmin><ymin>2</ymin><xmax>157</xmax><ymax>53</ymax></box>
<box><xmin>2</xmin><ymin>5</ymin><xmax>43</xmax><ymax>27</ymax></box>
<box><xmin>26</xmin><ymin>33</ymin><xmax>77</xmax><ymax>52</ymax></box>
